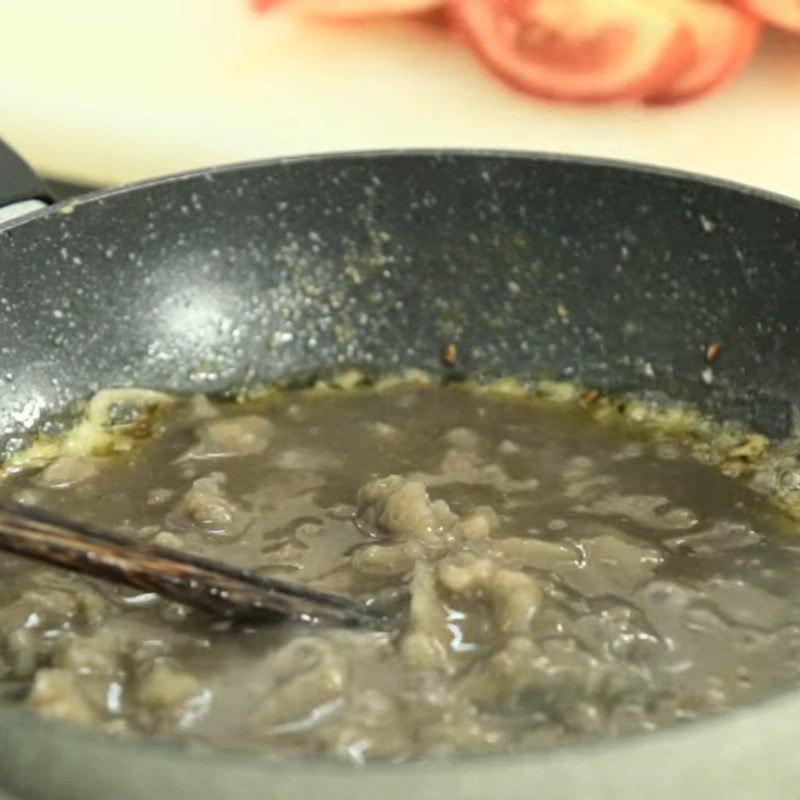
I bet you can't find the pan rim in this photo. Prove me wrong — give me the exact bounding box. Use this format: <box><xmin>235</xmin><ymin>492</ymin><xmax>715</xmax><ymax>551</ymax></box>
<box><xmin>1</xmin><ymin>148</ymin><xmax>799</xmax><ymax>234</ymax></box>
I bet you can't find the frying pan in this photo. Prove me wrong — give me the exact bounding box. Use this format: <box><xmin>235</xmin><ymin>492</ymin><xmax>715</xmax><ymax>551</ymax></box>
<box><xmin>1</xmin><ymin>137</ymin><xmax>800</xmax><ymax>800</ymax></box>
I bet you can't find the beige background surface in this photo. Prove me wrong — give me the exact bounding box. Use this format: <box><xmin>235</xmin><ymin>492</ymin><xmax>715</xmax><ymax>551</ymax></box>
<box><xmin>0</xmin><ymin>0</ymin><xmax>799</xmax><ymax>195</ymax></box>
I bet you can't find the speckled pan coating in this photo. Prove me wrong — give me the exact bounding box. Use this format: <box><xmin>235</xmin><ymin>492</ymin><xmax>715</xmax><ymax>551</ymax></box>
<box><xmin>1</xmin><ymin>151</ymin><xmax>800</xmax><ymax>800</ymax></box>
<box><xmin>1</xmin><ymin>152</ymin><xmax>800</xmax><ymax>447</ymax></box>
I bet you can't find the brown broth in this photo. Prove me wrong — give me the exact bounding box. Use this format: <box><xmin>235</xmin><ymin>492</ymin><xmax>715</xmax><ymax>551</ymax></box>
<box><xmin>1</xmin><ymin>383</ymin><xmax>800</xmax><ymax>762</ymax></box>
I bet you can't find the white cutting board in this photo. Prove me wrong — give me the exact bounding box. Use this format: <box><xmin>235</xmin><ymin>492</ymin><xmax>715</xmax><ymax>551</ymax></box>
<box><xmin>1</xmin><ymin>0</ymin><xmax>800</xmax><ymax>196</ymax></box>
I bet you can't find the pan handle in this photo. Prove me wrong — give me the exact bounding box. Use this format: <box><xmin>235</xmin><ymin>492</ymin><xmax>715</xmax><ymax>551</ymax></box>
<box><xmin>0</xmin><ymin>137</ymin><xmax>53</xmax><ymax>223</ymax></box>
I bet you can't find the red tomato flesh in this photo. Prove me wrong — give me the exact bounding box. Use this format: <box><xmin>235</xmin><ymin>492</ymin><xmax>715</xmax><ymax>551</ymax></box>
<box><xmin>448</xmin><ymin>0</ymin><xmax>694</xmax><ymax>103</ymax></box>
<box><xmin>253</xmin><ymin>0</ymin><xmax>444</xmax><ymax>17</ymax></box>
<box><xmin>647</xmin><ymin>1</ymin><xmax>761</xmax><ymax>103</ymax></box>
<box><xmin>729</xmin><ymin>0</ymin><xmax>800</xmax><ymax>31</ymax></box>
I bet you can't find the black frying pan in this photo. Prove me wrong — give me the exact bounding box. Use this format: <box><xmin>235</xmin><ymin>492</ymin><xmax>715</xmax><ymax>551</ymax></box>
<box><xmin>1</xmin><ymin>138</ymin><xmax>800</xmax><ymax>800</ymax></box>
<box><xmin>1</xmin><ymin>139</ymin><xmax>799</xmax><ymax>444</ymax></box>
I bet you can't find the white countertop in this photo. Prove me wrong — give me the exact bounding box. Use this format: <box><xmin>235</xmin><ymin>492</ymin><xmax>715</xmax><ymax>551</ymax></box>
<box><xmin>1</xmin><ymin>0</ymin><xmax>799</xmax><ymax>196</ymax></box>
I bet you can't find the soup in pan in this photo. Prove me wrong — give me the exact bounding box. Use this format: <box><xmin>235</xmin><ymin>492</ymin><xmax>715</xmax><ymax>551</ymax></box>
<box><xmin>1</xmin><ymin>374</ymin><xmax>800</xmax><ymax>762</ymax></box>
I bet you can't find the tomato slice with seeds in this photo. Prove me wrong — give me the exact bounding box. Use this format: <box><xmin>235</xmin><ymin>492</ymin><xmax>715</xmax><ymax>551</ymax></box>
<box><xmin>447</xmin><ymin>0</ymin><xmax>693</xmax><ymax>103</ymax></box>
<box><xmin>728</xmin><ymin>0</ymin><xmax>800</xmax><ymax>31</ymax></box>
<box><xmin>646</xmin><ymin>2</ymin><xmax>761</xmax><ymax>104</ymax></box>
<box><xmin>252</xmin><ymin>0</ymin><xmax>444</xmax><ymax>18</ymax></box>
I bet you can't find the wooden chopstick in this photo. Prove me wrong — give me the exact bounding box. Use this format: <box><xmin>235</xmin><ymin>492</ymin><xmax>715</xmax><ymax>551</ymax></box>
<box><xmin>0</xmin><ymin>501</ymin><xmax>391</xmax><ymax>631</ymax></box>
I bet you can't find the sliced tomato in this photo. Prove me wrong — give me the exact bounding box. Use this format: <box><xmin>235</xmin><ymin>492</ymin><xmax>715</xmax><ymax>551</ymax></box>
<box><xmin>253</xmin><ymin>0</ymin><xmax>444</xmax><ymax>18</ymax></box>
<box><xmin>647</xmin><ymin>2</ymin><xmax>761</xmax><ymax>104</ymax></box>
<box><xmin>252</xmin><ymin>0</ymin><xmax>284</xmax><ymax>10</ymax></box>
<box><xmin>728</xmin><ymin>0</ymin><xmax>800</xmax><ymax>31</ymax></box>
<box><xmin>448</xmin><ymin>0</ymin><xmax>693</xmax><ymax>103</ymax></box>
